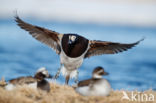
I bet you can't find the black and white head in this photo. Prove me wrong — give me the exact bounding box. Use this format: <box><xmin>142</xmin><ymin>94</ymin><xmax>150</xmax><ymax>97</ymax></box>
<box><xmin>61</xmin><ymin>34</ymin><xmax>89</xmax><ymax>58</ymax></box>
<box><xmin>92</xmin><ymin>67</ymin><xmax>108</xmax><ymax>79</ymax></box>
<box><xmin>68</xmin><ymin>34</ymin><xmax>78</xmax><ymax>45</ymax></box>
<box><xmin>34</xmin><ymin>67</ymin><xmax>52</xmax><ymax>81</ymax></box>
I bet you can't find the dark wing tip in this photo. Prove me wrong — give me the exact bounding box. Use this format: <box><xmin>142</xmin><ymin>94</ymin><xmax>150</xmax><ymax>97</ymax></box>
<box><xmin>14</xmin><ymin>10</ymin><xmax>19</xmax><ymax>21</ymax></box>
<box><xmin>118</xmin><ymin>37</ymin><xmax>145</xmax><ymax>53</ymax></box>
<box><xmin>14</xmin><ymin>12</ymin><xmax>25</xmax><ymax>26</ymax></box>
<box><xmin>130</xmin><ymin>37</ymin><xmax>145</xmax><ymax>49</ymax></box>
<box><xmin>14</xmin><ymin>14</ymin><xmax>22</xmax><ymax>24</ymax></box>
<box><xmin>135</xmin><ymin>37</ymin><xmax>145</xmax><ymax>45</ymax></box>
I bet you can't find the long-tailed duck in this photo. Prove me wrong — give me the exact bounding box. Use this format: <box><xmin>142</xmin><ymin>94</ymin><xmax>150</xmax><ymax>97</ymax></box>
<box><xmin>75</xmin><ymin>66</ymin><xmax>111</xmax><ymax>96</ymax></box>
<box><xmin>15</xmin><ymin>15</ymin><xmax>144</xmax><ymax>84</ymax></box>
<box><xmin>5</xmin><ymin>67</ymin><xmax>52</xmax><ymax>92</ymax></box>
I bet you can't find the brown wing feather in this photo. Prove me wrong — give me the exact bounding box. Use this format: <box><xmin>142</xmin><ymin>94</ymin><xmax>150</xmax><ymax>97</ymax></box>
<box><xmin>15</xmin><ymin>15</ymin><xmax>62</xmax><ymax>54</ymax></box>
<box><xmin>78</xmin><ymin>79</ymin><xmax>93</xmax><ymax>87</ymax></box>
<box><xmin>85</xmin><ymin>38</ymin><xmax>144</xmax><ymax>58</ymax></box>
<box><xmin>77</xmin><ymin>78</ymin><xmax>101</xmax><ymax>87</ymax></box>
<box><xmin>9</xmin><ymin>76</ymin><xmax>37</xmax><ymax>85</ymax></box>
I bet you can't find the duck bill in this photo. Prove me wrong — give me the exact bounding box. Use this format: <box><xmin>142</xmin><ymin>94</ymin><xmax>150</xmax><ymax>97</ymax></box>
<box><xmin>103</xmin><ymin>72</ymin><xmax>109</xmax><ymax>75</ymax></box>
<box><xmin>68</xmin><ymin>40</ymin><xmax>73</xmax><ymax>44</ymax></box>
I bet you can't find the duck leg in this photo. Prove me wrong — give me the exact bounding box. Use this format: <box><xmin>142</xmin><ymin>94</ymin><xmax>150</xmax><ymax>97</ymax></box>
<box><xmin>74</xmin><ymin>71</ymin><xmax>79</xmax><ymax>83</ymax></box>
<box><xmin>54</xmin><ymin>64</ymin><xmax>62</xmax><ymax>79</ymax></box>
<box><xmin>65</xmin><ymin>75</ymin><xmax>70</xmax><ymax>85</ymax></box>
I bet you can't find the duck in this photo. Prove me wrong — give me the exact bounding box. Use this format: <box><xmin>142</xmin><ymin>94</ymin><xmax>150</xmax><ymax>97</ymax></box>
<box><xmin>15</xmin><ymin>15</ymin><xmax>144</xmax><ymax>84</ymax></box>
<box><xmin>5</xmin><ymin>67</ymin><xmax>52</xmax><ymax>92</ymax></box>
<box><xmin>75</xmin><ymin>66</ymin><xmax>111</xmax><ymax>96</ymax></box>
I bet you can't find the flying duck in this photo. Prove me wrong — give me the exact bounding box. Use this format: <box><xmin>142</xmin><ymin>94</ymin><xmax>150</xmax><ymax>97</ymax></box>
<box><xmin>75</xmin><ymin>66</ymin><xmax>111</xmax><ymax>96</ymax></box>
<box><xmin>15</xmin><ymin>15</ymin><xmax>144</xmax><ymax>84</ymax></box>
<box><xmin>5</xmin><ymin>67</ymin><xmax>52</xmax><ymax>92</ymax></box>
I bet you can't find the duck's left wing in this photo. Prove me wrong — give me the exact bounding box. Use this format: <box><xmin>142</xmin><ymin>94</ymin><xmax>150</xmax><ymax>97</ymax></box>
<box><xmin>85</xmin><ymin>38</ymin><xmax>144</xmax><ymax>58</ymax></box>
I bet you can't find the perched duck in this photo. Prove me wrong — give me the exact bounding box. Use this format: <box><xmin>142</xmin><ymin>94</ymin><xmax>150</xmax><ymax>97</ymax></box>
<box><xmin>15</xmin><ymin>15</ymin><xmax>144</xmax><ymax>84</ymax></box>
<box><xmin>34</xmin><ymin>67</ymin><xmax>52</xmax><ymax>92</ymax></box>
<box><xmin>75</xmin><ymin>67</ymin><xmax>111</xmax><ymax>96</ymax></box>
<box><xmin>5</xmin><ymin>67</ymin><xmax>52</xmax><ymax>92</ymax></box>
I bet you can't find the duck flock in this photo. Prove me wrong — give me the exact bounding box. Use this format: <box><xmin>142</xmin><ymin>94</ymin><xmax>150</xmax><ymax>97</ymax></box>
<box><xmin>1</xmin><ymin>15</ymin><xmax>144</xmax><ymax>96</ymax></box>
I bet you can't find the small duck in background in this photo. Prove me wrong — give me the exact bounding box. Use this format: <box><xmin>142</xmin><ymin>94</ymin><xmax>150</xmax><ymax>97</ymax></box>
<box><xmin>75</xmin><ymin>66</ymin><xmax>111</xmax><ymax>96</ymax></box>
<box><xmin>34</xmin><ymin>67</ymin><xmax>52</xmax><ymax>92</ymax></box>
<box><xmin>5</xmin><ymin>67</ymin><xmax>52</xmax><ymax>92</ymax></box>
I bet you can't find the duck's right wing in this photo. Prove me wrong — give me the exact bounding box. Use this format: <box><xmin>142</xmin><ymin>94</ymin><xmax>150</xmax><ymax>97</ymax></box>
<box><xmin>15</xmin><ymin>15</ymin><xmax>63</xmax><ymax>54</ymax></box>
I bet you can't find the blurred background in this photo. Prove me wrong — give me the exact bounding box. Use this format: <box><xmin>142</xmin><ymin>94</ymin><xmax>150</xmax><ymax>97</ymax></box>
<box><xmin>0</xmin><ymin>0</ymin><xmax>156</xmax><ymax>91</ymax></box>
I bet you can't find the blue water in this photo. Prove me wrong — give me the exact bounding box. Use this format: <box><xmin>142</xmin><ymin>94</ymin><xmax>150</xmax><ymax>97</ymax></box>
<box><xmin>0</xmin><ymin>19</ymin><xmax>156</xmax><ymax>91</ymax></box>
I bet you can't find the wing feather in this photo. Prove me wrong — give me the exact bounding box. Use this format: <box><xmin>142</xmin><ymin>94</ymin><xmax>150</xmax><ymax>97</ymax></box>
<box><xmin>15</xmin><ymin>15</ymin><xmax>62</xmax><ymax>54</ymax></box>
<box><xmin>77</xmin><ymin>79</ymin><xmax>92</xmax><ymax>87</ymax></box>
<box><xmin>85</xmin><ymin>38</ymin><xmax>144</xmax><ymax>58</ymax></box>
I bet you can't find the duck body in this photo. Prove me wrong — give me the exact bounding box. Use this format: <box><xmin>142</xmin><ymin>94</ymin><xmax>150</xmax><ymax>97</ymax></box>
<box><xmin>60</xmin><ymin>47</ymin><xmax>86</xmax><ymax>79</ymax></box>
<box><xmin>75</xmin><ymin>66</ymin><xmax>112</xmax><ymax>96</ymax></box>
<box><xmin>76</xmin><ymin>79</ymin><xmax>111</xmax><ymax>96</ymax></box>
<box><xmin>59</xmin><ymin>34</ymin><xmax>90</xmax><ymax>83</ymax></box>
<box><xmin>5</xmin><ymin>76</ymin><xmax>37</xmax><ymax>90</ymax></box>
<box><xmin>5</xmin><ymin>67</ymin><xmax>52</xmax><ymax>92</ymax></box>
<box><xmin>37</xmin><ymin>79</ymin><xmax>50</xmax><ymax>92</ymax></box>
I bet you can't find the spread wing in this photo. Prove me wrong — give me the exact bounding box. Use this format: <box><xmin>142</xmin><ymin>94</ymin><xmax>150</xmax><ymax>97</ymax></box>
<box><xmin>85</xmin><ymin>38</ymin><xmax>144</xmax><ymax>58</ymax></box>
<box><xmin>15</xmin><ymin>15</ymin><xmax>63</xmax><ymax>54</ymax></box>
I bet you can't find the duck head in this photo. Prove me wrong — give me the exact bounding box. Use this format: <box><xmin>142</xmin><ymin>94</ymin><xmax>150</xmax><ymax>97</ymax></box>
<box><xmin>92</xmin><ymin>66</ymin><xmax>109</xmax><ymax>79</ymax></box>
<box><xmin>34</xmin><ymin>67</ymin><xmax>52</xmax><ymax>81</ymax></box>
